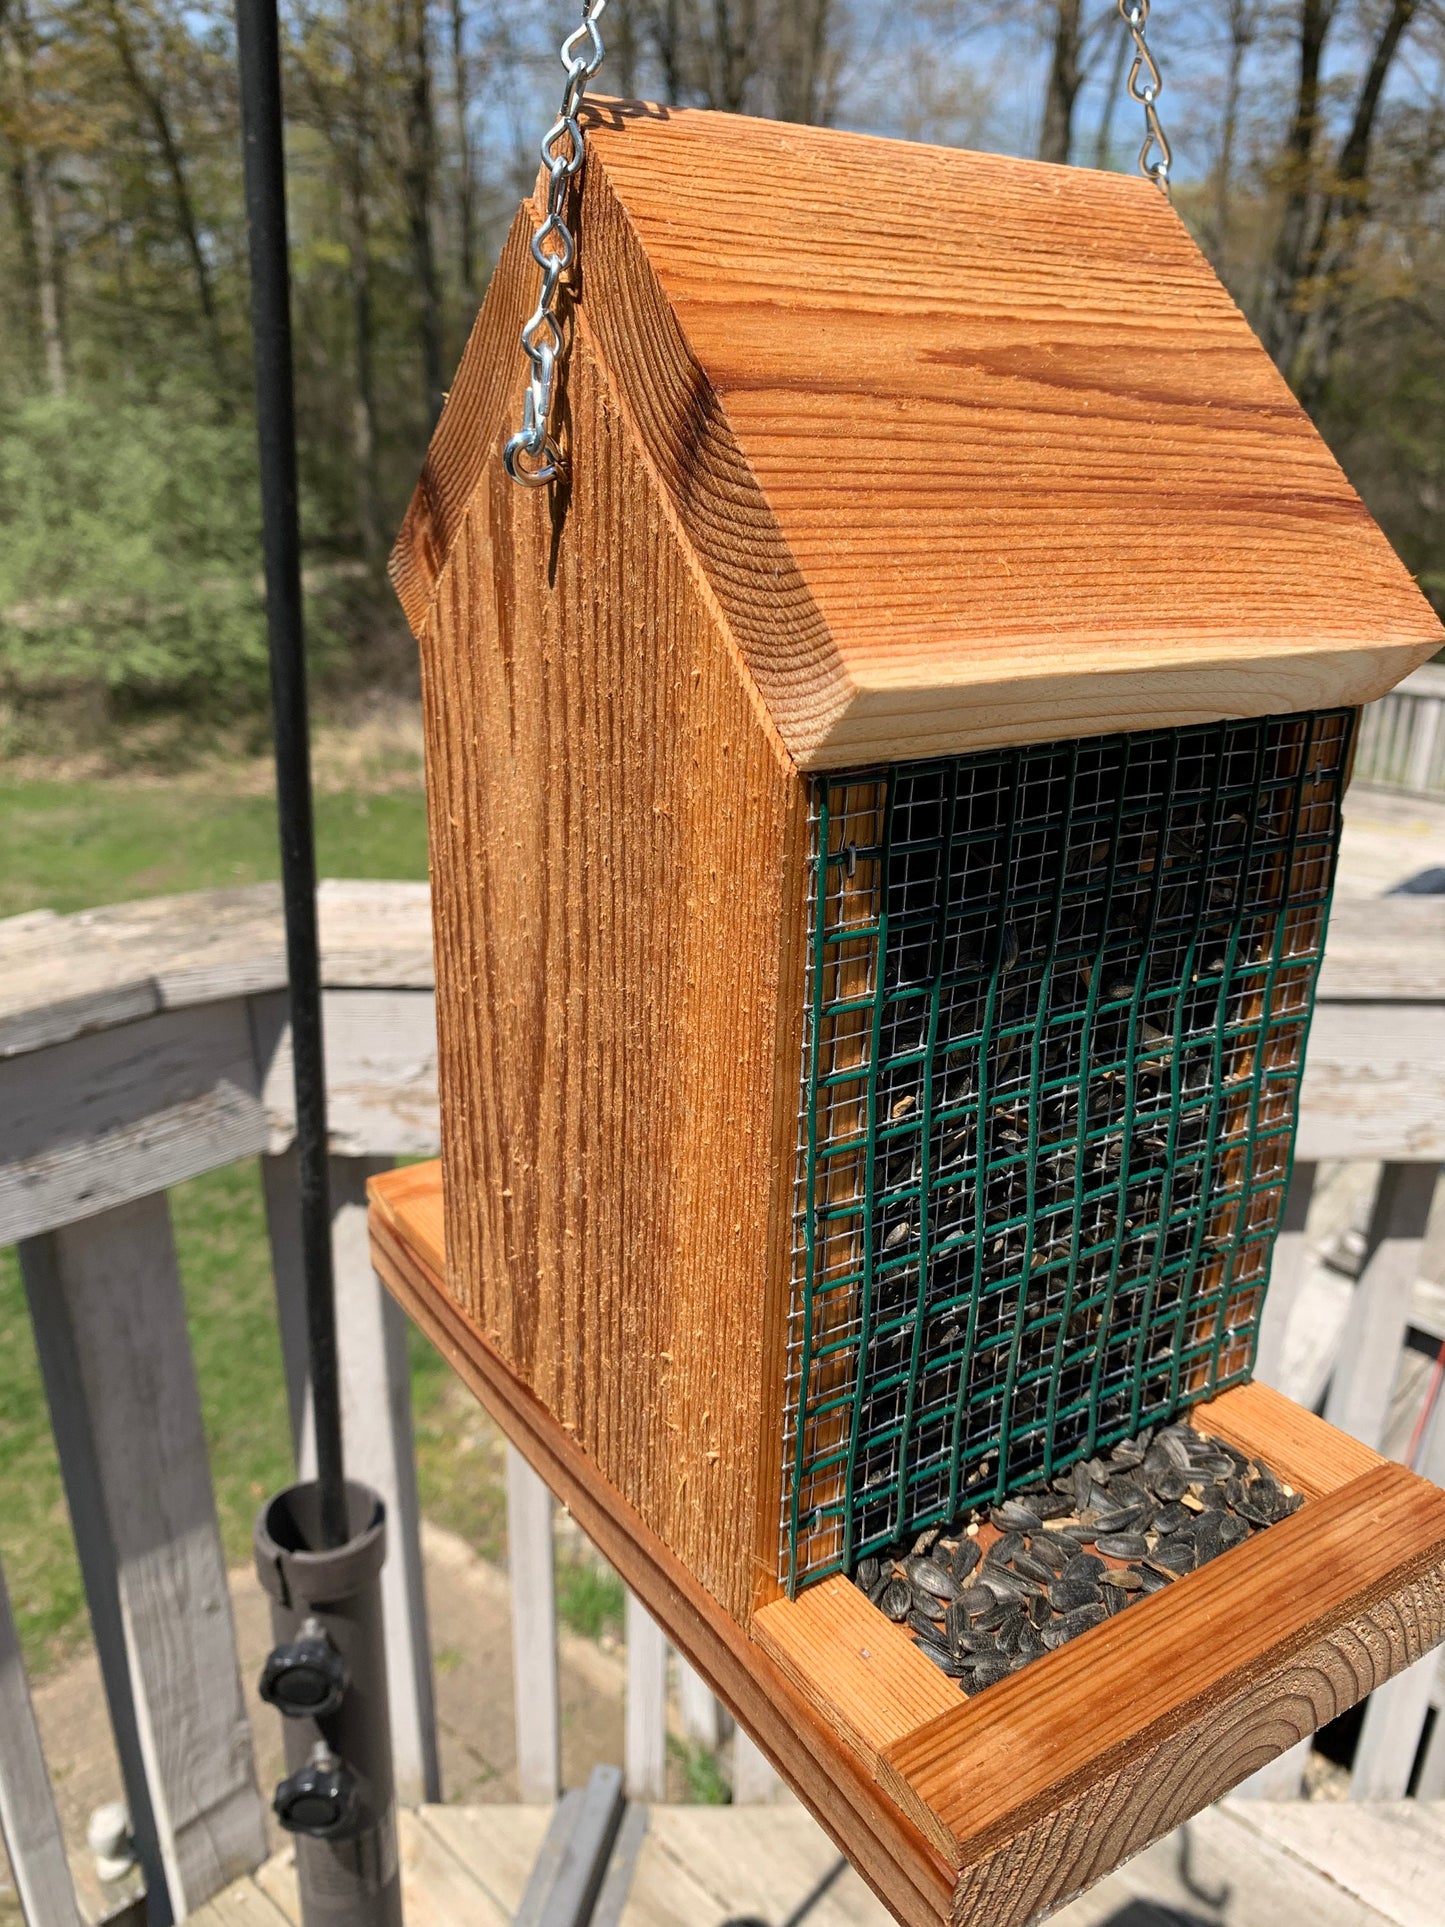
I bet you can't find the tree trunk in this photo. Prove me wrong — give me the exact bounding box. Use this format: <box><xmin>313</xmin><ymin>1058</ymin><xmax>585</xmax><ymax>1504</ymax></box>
<box><xmin>2</xmin><ymin>0</ymin><xmax>67</xmax><ymax>394</ymax></box>
<box><xmin>104</xmin><ymin>0</ymin><xmax>227</xmax><ymax>392</ymax></box>
<box><xmin>707</xmin><ymin>0</ymin><xmax>755</xmax><ymax>113</ymax></box>
<box><xmin>776</xmin><ymin>0</ymin><xmax>833</xmax><ymax>126</ymax></box>
<box><xmin>397</xmin><ymin>0</ymin><xmax>445</xmax><ymax>427</ymax></box>
<box><xmin>343</xmin><ymin>154</ymin><xmax>382</xmax><ymax>564</ymax></box>
<box><xmin>1289</xmin><ymin>0</ymin><xmax>1420</xmax><ymax>406</ymax></box>
<box><xmin>1256</xmin><ymin>0</ymin><xmax>1338</xmax><ymax>363</ymax></box>
<box><xmin>21</xmin><ymin>141</ymin><xmax>63</xmax><ymax>394</ymax></box>
<box><xmin>1209</xmin><ymin>1</ymin><xmax>1256</xmax><ymax>277</ymax></box>
<box><xmin>1038</xmin><ymin>0</ymin><xmax>1084</xmax><ymax>166</ymax></box>
<box><xmin>449</xmin><ymin>0</ymin><xmax>476</xmax><ymax>311</ymax></box>
<box><xmin>1092</xmin><ymin>14</ymin><xmax>1130</xmax><ymax>171</ymax></box>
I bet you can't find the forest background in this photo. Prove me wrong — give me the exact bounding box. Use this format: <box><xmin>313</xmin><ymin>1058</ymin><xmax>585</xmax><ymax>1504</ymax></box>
<box><xmin>1</xmin><ymin>0</ymin><xmax>1443</xmax><ymax>754</ymax></box>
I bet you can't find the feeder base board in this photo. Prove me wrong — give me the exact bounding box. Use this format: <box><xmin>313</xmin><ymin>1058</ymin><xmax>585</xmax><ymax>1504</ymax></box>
<box><xmin>368</xmin><ymin>1161</ymin><xmax>1445</xmax><ymax>1927</ymax></box>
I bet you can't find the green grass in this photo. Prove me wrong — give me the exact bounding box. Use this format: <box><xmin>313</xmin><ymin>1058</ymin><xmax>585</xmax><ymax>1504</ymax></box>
<box><xmin>0</xmin><ymin>779</ymin><xmax>429</xmax><ymax>917</ymax></box>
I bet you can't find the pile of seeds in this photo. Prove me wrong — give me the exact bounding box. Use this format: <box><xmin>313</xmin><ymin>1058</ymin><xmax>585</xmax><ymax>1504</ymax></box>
<box><xmin>851</xmin><ymin>1420</ymin><xmax>1301</xmax><ymax>1696</ymax></box>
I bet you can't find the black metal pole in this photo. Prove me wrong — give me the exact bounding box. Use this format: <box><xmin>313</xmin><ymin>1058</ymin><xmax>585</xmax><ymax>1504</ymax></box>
<box><xmin>236</xmin><ymin>0</ymin><xmax>347</xmax><ymax>1549</ymax></box>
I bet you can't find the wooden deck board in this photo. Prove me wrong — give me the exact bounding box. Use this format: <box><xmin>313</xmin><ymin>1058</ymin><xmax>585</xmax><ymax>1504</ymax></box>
<box><xmin>194</xmin><ymin>1800</ymin><xmax>1445</xmax><ymax>1927</ymax></box>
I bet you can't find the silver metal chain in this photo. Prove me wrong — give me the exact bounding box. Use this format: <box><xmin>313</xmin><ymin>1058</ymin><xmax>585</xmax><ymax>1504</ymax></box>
<box><xmin>1118</xmin><ymin>0</ymin><xmax>1172</xmax><ymax>194</ymax></box>
<box><xmin>504</xmin><ymin>2</ymin><xmax>608</xmax><ymax>487</ymax></box>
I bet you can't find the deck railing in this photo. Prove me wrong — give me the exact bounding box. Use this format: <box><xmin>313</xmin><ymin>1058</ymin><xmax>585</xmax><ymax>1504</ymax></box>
<box><xmin>0</xmin><ymin>877</ymin><xmax>1441</xmax><ymax>1922</ymax></box>
<box><xmin>1354</xmin><ymin>662</ymin><xmax>1445</xmax><ymax>798</ymax></box>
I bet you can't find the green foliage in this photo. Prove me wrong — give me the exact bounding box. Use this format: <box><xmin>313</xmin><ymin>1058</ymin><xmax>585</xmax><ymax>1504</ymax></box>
<box><xmin>556</xmin><ymin>1558</ymin><xmax>626</xmax><ymax>1642</ymax></box>
<box><xmin>668</xmin><ymin>1735</ymin><xmax>732</xmax><ymax>1806</ymax></box>
<box><xmin>0</xmin><ymin>392</ymin><xmax>281</xmax><ymax>711</ymax></box>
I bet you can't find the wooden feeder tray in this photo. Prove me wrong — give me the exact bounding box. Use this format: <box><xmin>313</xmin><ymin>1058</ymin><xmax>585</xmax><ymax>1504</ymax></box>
<box><xmin>370</xmin><ymin>1161</ymin><xmax>1445</xmax><ymax>1927</ymax></box>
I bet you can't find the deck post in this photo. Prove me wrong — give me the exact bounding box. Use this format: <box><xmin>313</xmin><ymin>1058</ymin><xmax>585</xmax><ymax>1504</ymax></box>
<box><xmin>624</xmin><ymin>1593</ymin><xmax>667</xmax><ymax>1801</ymax></box>
<box><xmin>263</xmin><ymin>1148</ymin><xmax>440</xmax><ymax>1804</ymax></box>
<box><xmin>731</xmin><ymin>1725</ymin><xmax>780</xmax><ymax>1804</ymax></box>
<box><xmin>20</xmin><ymin>1195</ymin><xmax>268</xmax><ymax>1920</ymax></box>
<box><xmin>1323</xmin><ymin>1163</ymin><xmax>1440</xmax><ymax>1449</ymax></box>
<box><xmin>1349</xmin><ymin>1378</ymin><xmax>1445</xmax><ymax>1799</ymax></box>
<box><xmin>1254</xmin><ymin>1160</ymin><xmax>1317</xmax><ymax>1389</ymax></box>
<box><xmin>676</xmin><ymin>1658</ymin><xmax>721</xmax><ymax>1748</ymax></box>
<box><xmin>0</xmin><ymin>1556</ymin><xmax>82</xmax><ymax>1927</ymax></box>
<box><xmin>506</xmin><ymin>1445</ymin><xmax>561</xmax><ymax>1802</ymax></box>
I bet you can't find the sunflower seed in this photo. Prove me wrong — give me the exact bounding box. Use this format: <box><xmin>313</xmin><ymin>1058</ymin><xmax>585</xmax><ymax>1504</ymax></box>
<box><xmin>1049</xmin><ymin>1603</ymin><xmax>1108</xmax><ymax>1645</ymax></box>
<box><xmin>856</xmin><ymin>1557</ymin><xmax>880</xmax><ymax>1592</ymax></box>
<box><xmin>1050</xmin><ymin>1576</ymin><xmax>1104</xmax><ymax>1612</ymax></box>
<box><xmin>951</xmin><ymin>1537</ymin><xmax>982</xmax><ymax>1580</ymax></box>
<box><xmin>1099</xmin><ymin>1566</ymin><xmax>1145</xmax><ymax>1592</ymax></box>
<box><xmin>905</xmin><ymin>1556</ymin><xmax>959</xmax><ymax>1602</ymax></box>
<box><xmin>880</xmin><ymin>1579</ymin><xmax>911</xmax><ymax>1621</ymax></box>
<box><xmin>986</xmin><ymin>1532</ymin><xmax>1026</xmax><ymax>1568</ymax></box>
<box><xmin>908</xmin><ymin>1608</ymin><xmax>946</xmax><ymax>1641</ymax></box>
<box><xmin>1152</xmin><ymin>1502</ymin><xmax>1192</xmax><ymax>1536</ymax></box>
<box><xmin>1012</xmin><ymin>1548</ymin><xmax>1058</xmax><ymax>1586</ymax></box>
<box><xmin>1062</xmin><ymin>1552</ymin><xmax>1106</xmax><ymax>1586</ymax></box>
<box><xmin>992</xmin><ymin>1500</ymin><xmax>1044</xmax><ymax>1532</ymax></box>
<box><xmin>1094</xmin><ymin>1532</ymin><xmax>1150</xmax><ymax>1560</ymax></box>
<box><xmin>965</xmin><ymin>1654</ymin><xmax>1013</xmax><ymax>1689</ymax></box>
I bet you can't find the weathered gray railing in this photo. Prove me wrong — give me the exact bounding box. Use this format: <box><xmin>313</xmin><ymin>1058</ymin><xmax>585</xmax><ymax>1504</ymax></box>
<box><xmin>1354</xmin><ymin>662</ymin><xmax>1445</xmax><ymax>798</ymax></box>
<box><xmin>0</xmin><ymin>880</ymin><xmax>1441</xmax><ymax>1920</ymax></box>
<box><xmin>0</xmin><ymin>882</ymin><xmax>773</xmax><ymax>1923</ymax></box>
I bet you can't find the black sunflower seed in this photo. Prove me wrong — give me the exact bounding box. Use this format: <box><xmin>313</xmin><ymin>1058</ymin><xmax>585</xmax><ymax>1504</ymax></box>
<box><xmin>881</xmin><ymin>1579</ymin><xmax>911</xmax><ymax>1621</ymax></box>
<box><xmin>1012</xmin><ymin>1548</ymin><xmax>1058</xmax><ymax>1586</ymax></box>
<box><xmin>856</xmin><ymin>1557</ymin><xmax>880</xmax><ymax>1592</ymax></box>
<box><xmin>986</xmin><ymin>1531</ymin><xmax>1025</xmax><ymax>1568</ymax></box>
<box><xmin>1146</xmin><ymin>1538</ymin><xmax>1195</xmax><ymax>1577</ymax></box>
<box><xmin>1062</xmin><ymin>1552</ymin><xmax>1106</xmax><ymax>1586</ymax></box>
<box><xmin>966</xmin><ymin>1655</ymin><xmax>1013</xmax><ymax>1689</ymax></box>
<box><xmin>1094</xmin><ymin>1532</ymin><xmax>1150</xmax><ymax>1561</ymax></box>
<box><xmin>992</xmin><ymin>1501</ymin><xmax>1044</xmax><ymax>1533</ymax></box>
<box><xmin>951</xmin><ymin>1537</ymin><xmax>983</xmax><ymax>1580</ymax></box>
<box><xmin>1049</xmin><ymin>1576</ymin><xmax>1104</xmax><ymax>1613</ymax></box>
<box><xmin>1152</xmin><ymin>1502</ymin><xmax>1191</xmax><ymax>1536</ymax></box>
<box><xmin>905</xmin><ymin>1555</ymin><xmax>959</xmax><ymax>1602</ymax></box>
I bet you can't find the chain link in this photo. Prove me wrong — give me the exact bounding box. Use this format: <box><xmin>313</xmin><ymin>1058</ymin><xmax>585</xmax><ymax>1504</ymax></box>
<box><xmin>504</xmin><ymin>3</ymin><xmax>608</xmax><ymax>486</ymax></box>
<box><xmin>1118</xmin><ymin>0</ymin><xmax>1172</xmax><ymax>194</ymax></box>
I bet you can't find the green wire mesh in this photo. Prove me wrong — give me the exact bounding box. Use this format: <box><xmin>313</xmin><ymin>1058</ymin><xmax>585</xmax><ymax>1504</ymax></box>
<box><xmin>780</xmin><ymin>708</ymin><xmax>1353</xmax><ymax>1594</ymax></box>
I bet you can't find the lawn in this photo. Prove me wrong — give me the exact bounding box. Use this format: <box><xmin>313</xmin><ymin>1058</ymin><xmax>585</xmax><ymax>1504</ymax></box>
<box><xmin>0</xmin><ymin>771</ymin><xmax>623</xmax><ymax>1673</ymax></box>
<box><xmin>0</xmin><ymin>778</ymin><xmax>431</xmax><ymax>917</ymax></box>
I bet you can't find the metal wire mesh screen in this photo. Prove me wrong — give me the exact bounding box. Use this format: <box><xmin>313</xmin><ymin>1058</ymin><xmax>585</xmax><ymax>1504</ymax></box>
<box><xmin>781</xmin><ymin>708</ymin><xmax>1353</xmax><ymax>1593</ymax></box>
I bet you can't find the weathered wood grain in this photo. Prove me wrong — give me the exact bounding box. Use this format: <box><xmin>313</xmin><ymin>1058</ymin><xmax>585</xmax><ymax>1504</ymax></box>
<box><xmin>1315</xmin><ymin>897</ymin><xmax>1445</xmax><ymax>1001</ymax></box>
<box><xmin>1324</xmin><ymin>1163</ymin><xmax>1441</xmax><ymax>1448</ymax></box>
<box><xmin>1296</xmin><ymin>1004</ymin><xmax>1445</xmax><ymax>1160</ymax></box>
<box><xmin>367</xmin><ymin>1171</ymin><xmax>954</xmax><ymax>1927</ymax></box>
<box><xmin>414</xmin><ymin>302</ymin><xmax>810</xmax><ymax>1624</ymax></box>
<box><xmin>0</xmin><ymin>880</ymin><xmax>433</xmax><ymax>1059</ymax></box>
<box><xmin>0</xmin><ymin>1555</ymin><xmax>82</xmax><ymax>1927</ymax></box>
<box><xmin>0</xmin><ymin>1000</ymin><xmax>269</xmax><ymax>1246</ymax></box>
<box><xmin>20</xmin><ymin>1196</ymin><xmax>269</xmax><ymax>1916</ymax></box>
<box><xmin>572</xmin><ymin>105</ymin><xmax>1442</xmax><ymax>766</ymax></box>
<box><xmin>252</xmin><ymin>986</ymin><xmax>439</xmax><ymax>1157</ymax></box>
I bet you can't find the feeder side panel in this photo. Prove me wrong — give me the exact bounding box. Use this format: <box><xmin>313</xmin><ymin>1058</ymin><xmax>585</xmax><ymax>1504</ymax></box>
<box><xmin>411</xmin><ymin>306</ymin><xmax>808</xmax><ymax>1625</ymax></box>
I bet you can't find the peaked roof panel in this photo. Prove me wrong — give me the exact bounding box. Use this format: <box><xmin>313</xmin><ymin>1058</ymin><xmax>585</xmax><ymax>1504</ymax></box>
<box><xmin>580</xmin><ymin>106</ymin><xmax>1441</xmax><ymax>766</ymax></box>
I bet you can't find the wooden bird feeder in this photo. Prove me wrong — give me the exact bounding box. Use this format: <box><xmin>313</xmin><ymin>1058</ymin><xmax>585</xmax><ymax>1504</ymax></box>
<box><xmin>376</xmin><ymin>107</ymin><xmax>1445</xmax><ymax>1927</ymax></box>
